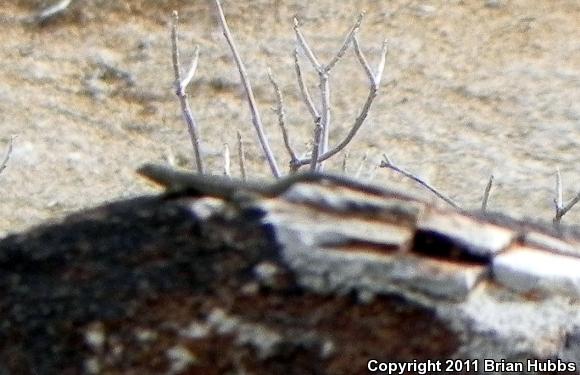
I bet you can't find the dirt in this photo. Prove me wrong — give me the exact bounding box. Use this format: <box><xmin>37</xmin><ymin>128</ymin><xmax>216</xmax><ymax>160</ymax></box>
<box><xmin>0</xmin><ymin>0</ymin><xmax>578</xmax><ymax>236</ymax></box>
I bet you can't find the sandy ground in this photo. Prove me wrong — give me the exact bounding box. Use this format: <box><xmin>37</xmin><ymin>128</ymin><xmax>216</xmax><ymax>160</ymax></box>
<box><xmin>0</xmin><ymin>0</ymin><xmax>578</xmax><ymax>236</ymax></box>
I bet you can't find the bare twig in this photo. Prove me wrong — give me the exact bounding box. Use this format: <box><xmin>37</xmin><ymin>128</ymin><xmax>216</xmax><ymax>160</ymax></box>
<box><xmin>35</xmin><ymin>0</ymin><xmax>72</xmax><ymax>23</ymax></box>
<box><xmin>237</xmin><ymin>131</ymin><xmax>247</xmax><ymax>181</ymax></box>
<box><xmin>554</xmin><ymin>168</ymin><xmax>563</xmax><ymax>211</ymax></box>
<box><xmin>317</xmin><ymin>71</ymin><xmax>331</xmax><ymax>171</ymax></box>
<box><xmin>374</xmin><ymin>40</ymin><xmax>389</xmax><ymax>87</ymax></box>
<box><xmin>293</xmin><ymin>49</ymin><xmax>320</xmax><ymax>121</ymax></box>
<box><xmin>267</xmin><ymin>69</ymin><xmax>299</xmax><ymax>172</ymax></box>
<box><xmin>353</xmin><ymin>35</ymin><xmax>374</xmax><ymax>85</ymax></box>
<box><xmin>293</xmin><ymin>13</ymin><xmax>367</xmax><ymax>171</ymax></box>
<box><xmin>223</xmin><ymin>143</ymin><xmax>231</xmax><ymax>177</ymax></box>
<box><xmin>560</xmin><ymin>193</ymin><xmax>580</xmax><ymax>219</ymax></box>
<box><xmin>481</xmin><ymin>174</ymin><xmax>494</xmax><ymax>212</ymax></box>
<box><xmin>380</xmin><ymin>154</ymin><xmax>460</xmax><ymax>209</ymax></box>
<box><xmin>293</xmin><ymin>35</ymin><xmax>388</xmax><ymax>167</ymax></box>
<box><xmin>293</xmin><ymin>17</ymin><xmax>321</xmax><ymax>70</ymax></box>
<box><xmin>355</xmin><ymin>151</ymin><xmax>368</xmax><ymax>179</ymax></box>
<box><xmin>553</xmin><ymin>168</ymin><xmax>580</xmax><ymax>224</ymax></box>
<box><xmin>171</xmin><ymin>11</ymin><xmax>204</xmax><ymax>174</ymax></box>
<box><xmin>559</xmin><ymin>193</ymin><xmax>580</xmax><ymax>222</ymax></box>
<box><xmin>309</xmin><ymin>122</ymin><xmax>323</xmax><ymax>171</ymax></box>
<box><xmin>214</xmin><ymin>0</ymin><xmax>281</xmax><ymax>178</ymax></box>
<box><xmin>0</xmin><ymin>136</ymin><xmax>15</xmax><ymax>175</ymax></box>
<box><xmin>326</xmin><ymin>12</ymin><xmax>364</xmax><ymax>71</ymax></box>
<box><xmin>341</xmin><ymin>151</ymin><xmax>349</xmax><ymax>173</ymax></box>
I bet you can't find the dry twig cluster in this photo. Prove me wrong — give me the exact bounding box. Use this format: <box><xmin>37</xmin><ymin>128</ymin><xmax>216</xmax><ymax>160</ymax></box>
<box><xmin>169</xmin><ymin>1</ymin><xmax>579</xmax><ymax>225</ymax></box>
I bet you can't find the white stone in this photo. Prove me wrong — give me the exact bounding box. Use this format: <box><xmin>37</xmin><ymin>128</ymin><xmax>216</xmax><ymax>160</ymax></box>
<box><xmin>493</xmin><ymin>247</ymin><xmax>580</xmax><ymax>297</ymax></box>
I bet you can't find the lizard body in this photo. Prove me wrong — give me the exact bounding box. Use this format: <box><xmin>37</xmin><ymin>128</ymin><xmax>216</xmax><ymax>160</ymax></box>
<box><xmin>137</xmin><ymin>163</ymin><xmax>409</xmax><ymax>200</ymax></box>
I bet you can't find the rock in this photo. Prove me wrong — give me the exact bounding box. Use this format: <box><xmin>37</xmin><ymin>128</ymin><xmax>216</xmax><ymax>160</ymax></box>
<box><xmin>1</xmin><ymin>171</ymin><xmax>580</xmax><ymax>374</ymax></box>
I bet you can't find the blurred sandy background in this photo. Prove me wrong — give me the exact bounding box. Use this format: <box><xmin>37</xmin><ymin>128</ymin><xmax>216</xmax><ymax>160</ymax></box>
<box><xmin>0</xmin><ymin>0</ymin><xmax>578</xmax><ymax>235</ymax></box>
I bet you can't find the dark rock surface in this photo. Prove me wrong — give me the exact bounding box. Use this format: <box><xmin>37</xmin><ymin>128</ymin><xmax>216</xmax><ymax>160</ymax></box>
<box><xmin>0</xmin><ymin>194</ymin><xmax>456</xmax><ymax>375</ymax></box>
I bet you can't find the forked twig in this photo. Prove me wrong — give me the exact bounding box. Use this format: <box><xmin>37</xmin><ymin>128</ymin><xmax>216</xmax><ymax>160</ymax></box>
<box><xmin>380</xmin><ymin>154</ymin><xmax>460</xmax><ymax>209</ymax></box>
<box><xmin>481</xmin><ymin>174</ymin><xmax>494</xmax><ymax>212</ymax></box>
<box><xmin>267</xmin><ymin>69</ymin><xmax>299</xmax><ymax>172</ymax></box>
<box><xmin>0</xmin><ymin>136</ymin><xmax>15</xmax><ymax>175</ymax></box>
<box><xmin>553</xmin><ymin>168</ymin><xmax>580</xmax><ymax>224</ymax></box>
<box><xmin>214</xmin><ymin>0</ymin><xmax>281</xmax><ymax>178</ymax></box>
<box><xmin>293</xmin><ymin>34</ymin><xmax>388</xmax><ymax>168</ymax></box>
<box><xmin>326</xmin><ymin>12</ymin><xmax>365</xmax><ymax>71</ymax></box>
<box><xmin>293</xmin><ymin>13</ymin><xmax>365</xmax><ymax>171</ymax></box>
<box><xmin>171</xmin><ymin>11</ymin><xmax>204</xmax><ymax>174</ymax></box>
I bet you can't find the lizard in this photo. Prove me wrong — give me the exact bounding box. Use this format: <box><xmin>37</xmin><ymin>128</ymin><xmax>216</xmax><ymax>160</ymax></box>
<box><xmin>137</xmin><ymin>163</ymin><xmax>416</xmax><ymax>201</ymax></box>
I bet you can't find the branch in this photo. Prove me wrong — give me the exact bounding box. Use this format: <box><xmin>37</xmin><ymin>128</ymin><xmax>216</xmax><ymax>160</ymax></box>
<box><xmin>214</xmin><ymin>0</ymin><xmax>281</xmax><ymax>178</ymax></box>
<box><xmin>34</xmin><ymin>0</ymin><xmax>71</xmax><ymax>23</ymax></box>
<box><xmin>481</xmin><ymin>174</ymin><xmax>494</xmax><ymax>212</ymax></box>
<box><xmin>267</xmin><ymin>69</ymin><xmax>299</xmax><ymax>172</ymax></box>
<box><xmin>380</xmin><ymin>154</ymin><xmax>460</xmax><ymax>210</ymax></box>
<box><xmin>294</xmin><ymin>36</ymin><xmax>388</xmax><ymax>167</ymax></box>
<box><xmin>309</xmin><ymin>121</ymin><xmax>323</xmax><ymax>171</ymax></box>
<box><xmin>293</xmin><ymin>14</ymin><xmax>368</xmax><ymax>171</ymax></box>
<box><xmin>355</xmin><ymin>151</ymin><xmax>368</xmax><ymax>179</ymax></box>
<box><xmin>293</xmin><ymin>49</ymin><xmax>320</xmax><ymax>123</ymax></box>
<box><xmin>171</xmin><ymin>11</ymin><xmax>204</xmax><ymax>174</ymax></box>
<box><xmin>317</xmin><ymin>71</ymin><xmax>330</xmax><ymax>171</ymax></box>
<box><xmin>237</xmin><ymin>131</ymin><xmax>247</xmax><ymax>181</ymax></box>
<box><xmin>223</xmin><ymin>143</ymin><xmax>231</xmax><ymax>177</ymax></box>
<box><xmin>553</xmin><ymin>168</ymin><xmax>580</xmax><ymax>224</ymax></box>
<box><xmin>341</xmin><ymin>151</ymin><xmax>349</xmax><ymax>173</ymax></box>
<box><xmin>325</xmin><ymin>12</ymin><xmax>364</xmax><ymax>72</ymax></box>
<box><xmin>0</xmin><ymin>136</ymin><xmax>15</xmax><ymax>175</ymax></box>
<box><xmin>293</xmin><ymin>17</ymin><xmax>321</xmax><ymax>71</ymax></box>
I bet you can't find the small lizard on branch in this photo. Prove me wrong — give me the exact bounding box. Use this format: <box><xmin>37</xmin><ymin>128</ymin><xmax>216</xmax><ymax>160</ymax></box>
<box><xmin>137</xmin><ymin>163</ymin><xmax>406</xmax><ymax>201</ymax></box>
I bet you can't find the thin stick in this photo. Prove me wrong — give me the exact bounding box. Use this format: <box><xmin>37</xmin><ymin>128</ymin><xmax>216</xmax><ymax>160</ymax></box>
<box><xmin>317</xmin><ymin>72</ymin><xmax>330</xmax><ymax>171</ymax></box>
<box><xmin>554</xmin><ymin>167</ymin><xmax>563</xmax><ymax>211</ymax></box>
<box><xmin>267</xmin><ymin>69</ymin><xmax>298</xmax><ymax>169</ymax></box>
<box><xmin>325</xmin><ymin>12</ymin><xmax>364</xmax><ymax>72</ymax></box>
<box><xmin>223</xmin><ymin>143</ymin><xmax>231</xmax><ymax>177</ymax></box>
<box><xmin>293</xmin><ymin>17</ymin><xmax>321</xmax><ymax>70</ymax></box>
<box><xmin>380</xmin><ymin>154</ymin><xmax>460</xmax><ymax>209</ymax></box>
<box><xmin>355</xmin><ymin>151</ymin><xmax>368</xmax><ymax>179</ymax></box>
<box><xmin>171</xmin><ymin>11</ymin><xmax>204</xmax><ymax>174</ymax></box>
<box><xmin>553</xmin><ymin>168</ymin><xmax>580</xmax><ymax>224</ymax></box>
<box><xmin>481</xmin><ymin>174</ymin><xmax>494</xmax><ymax>212</ymax></box>
<box><xmin>0</xmin><ymin>136</ymin><xmax>15</xmax><ymax>175</ymax></box>
<box><xmin>341</xmin><ymin>151</ymin><xmax>349</xmax><ymax>173</ymax></box>
<box><xmin>35</xmin><ymin>0</ymin><xmax>71</xmax><ymax>23</ymax></box>
<box><xmin>558</xmin><ymin>193</ymin><xmax>580</xmax><ymax>222</ymax></box>
<box><xmin>214</xmin><ymin>0</ymin><xmax>281</xmax><ymax>178</ymax></box>
<box><xmin>374</xmin><ymin>40</ymin><xmax>389</xmax><ymax>87</ymax></box>
<box><xmin>309</xmin><ymin>122</ymin><xmax>323</xmax><ymax>171</ymax></box>
<box><xmin>353</xmin><ymin>35</ymin><xmax>374</xmax><ymax>85</ymax></box>
<box><xmin>293</xmin><ymin>49</ymin><xmax>320</xmax><ymax>121</ymax></box>
<box><xmin>237</xmin><ymin>131</ymin><xmax>247</xmax><ymax>181</ymax></box>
